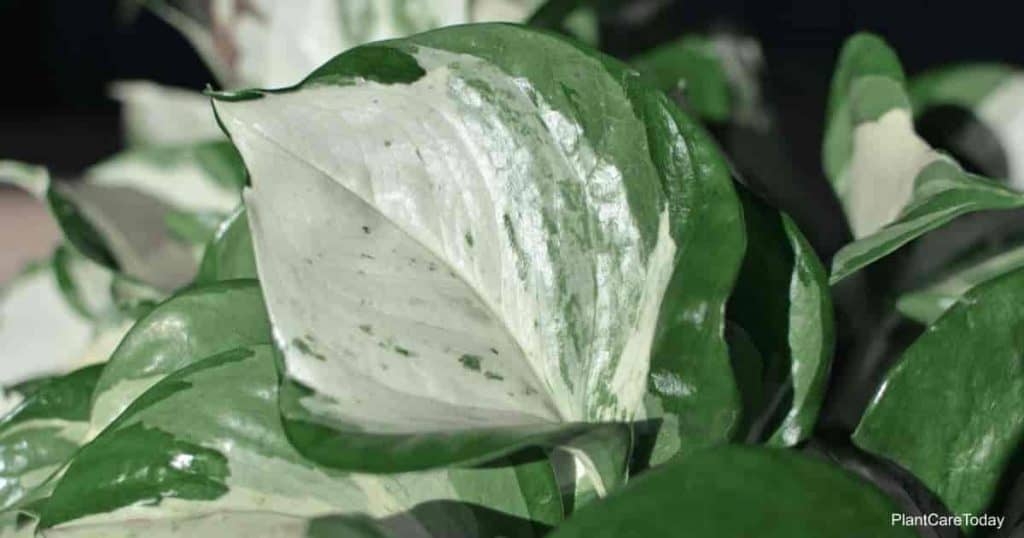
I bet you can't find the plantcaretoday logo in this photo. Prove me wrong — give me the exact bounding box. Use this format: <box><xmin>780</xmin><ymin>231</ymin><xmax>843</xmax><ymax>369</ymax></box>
<box><xmin>891</xmin><ymin>513</ymin><xmax>1005</xmax><ymax>529</ymax></box>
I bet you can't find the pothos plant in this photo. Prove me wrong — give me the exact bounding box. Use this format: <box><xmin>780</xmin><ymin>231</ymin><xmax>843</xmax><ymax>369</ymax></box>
<box><xmin>0</xmin><ymin>2</ymin><xmax>1022</xmax><ymax>538</ymax></box>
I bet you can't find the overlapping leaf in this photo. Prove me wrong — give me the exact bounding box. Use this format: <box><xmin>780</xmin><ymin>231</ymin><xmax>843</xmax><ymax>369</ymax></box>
<box><xmin>144</xmin><ymin>0</ymin><xmax>549</xmax><ymax>89</ymax></box>
<box><xmin>824</xmin><ymin>34</ymin><xmax>1024</xmax><ymax>283</ymax></box>
<box><xmin>0</xmin><ymin>262</ymin><xmax>116</xmax><ymax>389</ymax></box>
<box><xmin>855</xmin><ymin>267</ymin><xmax>1024</xmax><ymax>528</ymax></box>
<box><xmin>193</xmin><ymin>206</ymin><xmax>258</xmax><ymax>284</ymax></box>
<box><xmin>897</xmin><ymin>242</ymin><xmax>1024</xmax><ymax>324</ymax></box>
<box><xmin>911</xmin><ymin>64</ymin><xmax>1024</xmax><ymax>188</ymax></box>
<box><xmin>548</xmin><ymin>445</ymin><xmax>915</xmax><ymax>538</ymax></box>
<box><xmin>631</xmin><ymin>35</ymin><xmax>733</xmax><ymax>122</ymax></box>
<box><xmin>1</xmin><ymin>146</ymin><xmax>243</xmax><ymax>291</ymax></box>
<box><xmin>727</xmin><ymin>186</ymin><xmax>834</xmax><ymax>446</ymax></box>
<box><xmin>0</xmin><ymin>365</ymin><xmax>102</xmax><ymax>512</ymax></box>
<box><xmin>211</xmin><ymin>23</ymin><xmax>745</xmax><ymax>490</ymax></box>
<box><xmin>38</xmin><ymin>346</ymin><xmax>559</xmax><ymax>537</ymax></box>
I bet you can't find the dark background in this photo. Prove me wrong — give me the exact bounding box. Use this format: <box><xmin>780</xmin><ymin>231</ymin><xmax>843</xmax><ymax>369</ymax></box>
<box><xmin>2</xmin><ymin>0</ymin><xmax>1021</xmax><ymax>188</ymax></box>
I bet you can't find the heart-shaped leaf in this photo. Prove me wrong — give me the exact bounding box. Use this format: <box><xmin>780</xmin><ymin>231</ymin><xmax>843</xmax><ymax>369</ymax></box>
<box><xmin>212</xmin><ymin>24</ymin><xmax>745</xmax><ymax>488</ymax></box>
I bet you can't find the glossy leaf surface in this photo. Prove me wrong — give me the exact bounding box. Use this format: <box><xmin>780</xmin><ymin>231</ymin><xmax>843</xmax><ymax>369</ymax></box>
<box><xmin>213</xmin><ymin>24</ymin><xmax>744</xmax><ymax>481</ymax></box>
<box><xmin>0</xmin><ymin>365</ymin><xmax>102</xmax><ymax>511</ymax></box>
<box><xmin>823</xmin><ymin>34</ymin><xmax>1024</xmax><ymax>283</ymax></box>
<box><xmin>549</xmin><ymin>445</ymin><xmax>916</xmax><ymax>538</ymax></box>
<box><xmin>40</xmin><ymin>347</ymin><xmax>559</xmax><ymax>537</ymax></box>
<box><xmin>855</xmin><ymin>267</ymin><xmax>1024</xmax><ymax>523</ymax></box>
<box><xmin>193</xmin><ymin>207</ymin><xmax>258</xmax><ymax>285</ymax></box>
<box><xmin>727</xmin><ymin>187</ymin><xmax>834</xmax><ymax>445</ymax></box>
<box><xmin>87</xmin><ymin>280</ymin><xmax>270</xmax><ymax>434</ymax></box>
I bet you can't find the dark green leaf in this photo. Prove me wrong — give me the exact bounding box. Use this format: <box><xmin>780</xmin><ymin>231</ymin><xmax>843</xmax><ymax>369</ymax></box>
<box><xmin>549</xmin><ymin>445</ymin><xmax>916</xmax><ymax>538</ymax></box>
<box><xmin>727</xmin><ymin>186</ymin><xmax>834</xmax><ymax>445</ymax></box>
<box><xmin>855</xmin><ymin>267</ymin><xmax>1024</xmax><ymax>526</ymax></box>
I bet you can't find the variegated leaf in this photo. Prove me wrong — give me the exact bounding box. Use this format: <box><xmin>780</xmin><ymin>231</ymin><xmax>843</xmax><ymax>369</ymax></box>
<box><xmin>911</xmin><ymin>64</ymin><xmax>1024</xmax><ymax>188</ymax></box>
<box><xmin>37</xmin><ymin>346</ymin><xmax>559</xmax><ymax>537</ymax></box>
<box><xmin>897</xmin><ymin>242</ymin><xmax>1024</xmax><ymax>324</ymax></box>
<box><xmin>212</xmin><ymin>24</ymin><xmax>745</xmax><ymax>488</ymax></box>
<box><xmin>824</xmin><ymin>34</ymin><xmax>1024</xmax><ymax>283</ymax></box>
<box><xmin>1</xmin><ymin>143</ymin><xmax>243</xmax><ymax>290</ymax></box>
<box><xmin>145</xmin><ymin>0</ymin><xmax>548</xmax><ymax>89</ymax></box>
<box><xmin>111</xmin><ymin>80</ymin><xmax>224</xmax><ymax>148</ymax></box>
<box><xmin>0</xmin><ymin>365</ymin><xmax>102</xmax><ymax>511</ymax></box>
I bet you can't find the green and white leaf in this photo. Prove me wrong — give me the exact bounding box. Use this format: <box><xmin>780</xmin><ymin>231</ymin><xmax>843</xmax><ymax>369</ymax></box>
<box><xmin>146</xmin><ymin>0</ymin><xmax>547</xmax><ymax>89</ymax></box>
<box><xmin>0</xmin><ymin>364</ymin><xmax>103</xmax><ymax>512</ymax></box>
<box><xmin>38</xmin><ymin>346</ymin><xmax>558</xmax><ymax>537</ymax></box>
<box><xmin>0</xmin><ymin>260</ymin><xmax>127</xmax><ymax>393</ymax></box>
<box><xmin>0</xmin><ymin>265</ymin><xmax>93</xmax><ymax>390</ymax></box>
<box><xmin>824</xmin><ymin>34</ymin><xmax>1024</xmax><ymax>283</ymax></box>
<box><xmin>1</xmin><ymin>145</ymin><xmax>243</xmax><ymax>290</ymax></box>
<box><xmin>727</xmin><ymin>186</ymin><xmax>833</xmax><ymax>446</ymax></box>
<box><xmin>86</xmin><ymin>280</ymin><xmax>271</xmax><ymax>436</ymax></box>
<box><xmin>193</xmin><ymin>206</ymin><xmax>258</xmax><ymax>285</ymax></box>
<box><xmin>110</xmin><ymin>80</ymin><xmax>224</xmax><ymax>148</ymax></box>
<box><xmin>84</xmin><ymin>142</ymin><xmax>243</xmax><ymax>215</ymax></box>
<box><xmin>631</xmin><ymin>32</ymin><xmax>765</xmax><ymax>126</ymax></box>
<box><xmin>631</xmin><ymin>35</ymin><xmax>732</xmax><ymax>122</ymax></box>
<box><xmin>37</xmin><ymin>510</ymin><xmax>413</xmax><ymax>538</ymax></box>
<box><xmin>213</xmin><ymin>24</ymin><xmax>744</xmax><ymax>486</ymax></box>
<box><xmin>548</xmin><ymin>445</ymin><xmax>915</xmax><ymax>538</ymax></box>
<box><xmin>854</xmin><ymin>267</ymin><xmax>1024</xmax><ymax>526</ymax></box>
<box><xmin>911</xmin><ymin>64</ymin><xmax>1024</xmax><ymax>188</ymax></box>
<box><xmin>897</xmin><ymin>242</ymin><xmax>1024</xmax><ymax>324</ymax></box>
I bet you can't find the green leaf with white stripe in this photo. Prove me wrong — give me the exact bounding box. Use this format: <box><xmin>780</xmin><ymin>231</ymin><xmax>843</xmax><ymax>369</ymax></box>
<box><xmin>81</xmin><ymin>279</ymin><xmax>561</xmax><ymax>535</ymax></box>
<box><xmin>910</xmin><ymin>64</ymin><xmax>1024</xmax><ymax>188</ymax></box>
<box><xmin>897</xmin><ymin>242</ymin><xmax>1024</xmax><ymax>324</ymax></box>
<box><xmin>213</xmin><ymin>23</ymin><xmax>744</xmax><ymax>488</ymax></box>
<box><xmin>87</xmin><ymin>280</ymin><xmax>271</xmax><ymax>436</ymax></box>
<box><xmin>1</xmin><ymin>147</ymin><xmax>243</xmax><ymax>290</ymax></box>
<box><xmin>727</xmin><ymin>186</ymin><xmax>834</xmax><ymax>446</ymax></box>
<box><xmin>193</xmin><ymin>207</ymin><xmax>258</xmax><ymax>285</ymax></box>
<box><xmin>145</xmin><ymin>0</ymin><xmax>548</xmax><ymax>89</ymax></box>
<box><xmin>37</xmin><ymin>346</ymin><xmax>559</xmax><ymax>537</ymax></box>
<box><xmin>824</xmin><ymin>34</ymin><xmax>1024</xmax><ymax>284</ymax></box>
<box><xmin>0</xmin><ymin>365</ymin><xmax>102</xmax><ymax>512</ymax></box>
